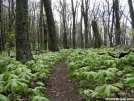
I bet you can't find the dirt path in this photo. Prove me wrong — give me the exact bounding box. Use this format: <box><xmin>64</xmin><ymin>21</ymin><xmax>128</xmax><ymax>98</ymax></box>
<box><xmin>44</xmin><ymin>59</ymin><xmax>85</xmax><ymax>101</ymax></box>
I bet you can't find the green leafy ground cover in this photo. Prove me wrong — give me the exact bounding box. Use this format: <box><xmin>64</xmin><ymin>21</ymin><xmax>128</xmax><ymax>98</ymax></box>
<box><xmin>0</xmin><ymin>49</ymin><xmax>70</xmax><ymax>101</ymax></box>
<box><xmin>66</xmin><ymin>48</ymin><xmax>134</xmax><ymax>100</ymax></box>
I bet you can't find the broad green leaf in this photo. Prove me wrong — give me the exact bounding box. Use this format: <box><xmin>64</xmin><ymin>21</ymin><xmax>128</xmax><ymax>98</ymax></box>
<box><xmin>4</xmin><ymin>64</ymin><xmax>16</xmax><ymax>71</ymax></box>
<box><xmin>92</xmin><ymin>83</ymin><xmax>122</xmax><ymax>98</ymax></box>
<box><xmin>29</xmin><ymin>86</ymin><xmax>46</xmax><ymax>96</ymax></box>
<box><xmin>125</xmin><ymin>77</ymin><xmax>134</xmax><ymax>87</ymax></box>
<box><xmin>82</xmin><ymin>71</ymin><xmax>96</xmax><ymax>80</ymax></box>
<box><xmin>83</xmin><ymin>89</ymin><xmax>93</xmax><ymax>96</ymax></box>
<box><xmin>36</xmin><ymin>82</ymin><xmax>45</xmax><ymax>86</ymax></box>
<box><xmin>0</xmin><ymin>94</ymin><xmax>10</xmax><ymax>101</ymax></box>
<box><xmin>31</xmin><ymin>96</ymin><xmax>50</xmax><ymax>101</ymax></box>
<box><xmin>18</xmin><ymin>70</ymin><xmax>34</xmax><ymax>80</ymax></box>
<box><xmin>3</xmin><ymin>78</ymin><xmax>29</xmax><ymax>93</ymax></box>
<box><xmin>94</xmin><ymin>70</ymin><xmax>105</xmax><ymax>82</ymax></box>
<box><xmin>11</xmin><ymin>67</ymin><xmax>28</xmax><ymax>75</ymax></box>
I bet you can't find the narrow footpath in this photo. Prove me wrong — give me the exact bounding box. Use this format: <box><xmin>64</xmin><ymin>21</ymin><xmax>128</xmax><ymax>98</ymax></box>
<box><xmin>44</xmin><ymin>59</ymin><xmax>85</xmax><ymax>101</ymax></box>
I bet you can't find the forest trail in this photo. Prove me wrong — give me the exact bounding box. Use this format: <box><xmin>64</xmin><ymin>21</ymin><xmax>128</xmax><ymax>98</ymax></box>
<box><xmin>44</xmin><ymin>59</ymin><xmax>85</xmax><ymax>101</ymax></box>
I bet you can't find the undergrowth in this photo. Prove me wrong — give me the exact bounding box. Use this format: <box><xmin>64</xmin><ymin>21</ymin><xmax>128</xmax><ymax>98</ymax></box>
<box><xmin>66</xmin><ymin>48</ymin><xmax>134</xmax><ymax>100</ymax></box>
<box><xmin>0</xmin><ymin>49</ymin><xmax>71</xmax><ymax>101</ymax></box>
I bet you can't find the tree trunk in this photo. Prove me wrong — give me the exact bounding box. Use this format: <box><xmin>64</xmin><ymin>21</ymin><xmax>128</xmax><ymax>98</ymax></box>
<box><xmin>63</xmin><ymin>20</ymin><xmax>67</xmax><ymax>48</ymax></box>
<box><xmin>39</xmin><ymin>0</ymin><xmax>44</xmax><ymax>50</ymax></box>
<box><xmin>0</xmin><ymin>0</ymin><xmax>2</xmax><ymax>53</ymax></box>
<box><xmin>109</xmin><ymin>1</ymin><xmax>115</xmax><ymax>47</ymax></box>
<box><xmin>128</xmin><ymin>0</ymin><xmax>134</xmax><ymax>44</ymax></box>
<box><xmin>114</xmin><ymin>0</ymin><xmax>121</xmax><ymax>45</ymax></box>
<box><xmin>104</xmin><ymin>26</ymin><xmax>107</xmax><ymax>46</ymax></box>
<box><xmin>80</xmin><ymin>9</ymin><xmax>83</xmax><ymax>48</ymax></box>
<box><xmin>32</xmin><ymin>3</ymin><xmax>37</xmax><ymax>50</ymax></box>
<box><xmin>82</xmin><ymin>0</ymin><xmax>89</xmax><ymax>48</ymax></box>
<box><xmin>43</xmin><ymin>20</ymin><xmax>47</xmax><ymax>50</ymax></box>
<box><xmin>1</xmin><ymin>0</ymin><xmax>4</xmax><ymax>51</ymax></box>
<box><xmin>92</xmin><ymin>20</ymin><xmax>102</xmax><ymax>48</ymax></box>
<box><xmin>102</xmin><ymin>12</ymin><xmax>107</xmax><ymax>46</ymax></box>
<box><xmin>71</xmin><ymin>0</ymin><xmax>77</xmax><ymax>49</ymax></box>
<box><xmin>72</xmin><ymin>14</ymin><xmax>76</xmax><ymax>49</ymax></box>
<box><xmin>8</xmin><ymin>0</ymin><xmax>15</xmax><ymax>56</ymax></box>
<box><xmin>69</xmin><ymin>23</ymin><xmax>72</xmax><ymax>48</ymax></box>
<box><xmin>16</xmin><ymin>0</ymin><xmax>33</xmax><ymax>64</ymax></box>
<box><xmin>62</xmin><ymin>0</ymin><xmax>68</xmax><ymax>49</ymax></box>
<box><xmin>43</xmin><ymin>0</ymin><xmax>59</xmax><ymax>51</ymax></box>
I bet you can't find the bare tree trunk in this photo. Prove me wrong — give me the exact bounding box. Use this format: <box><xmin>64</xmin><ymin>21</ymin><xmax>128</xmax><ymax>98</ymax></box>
<box><xmin>43</xmin><ymin>20</ymin><xmax>47</xmax><ymax>50</ymax></box>
<box><xmin>128</xmin><ymin>0</ymin><xmax>134</xmax><ymax>44</ymax></box>
<box><xmin>69</xmin><ymin>23</ymin><xmax>72</xmax><ymax>48</ymax></box>
<box><xmin>8</xmin><ymin>0</ymin><xmax>15</xmax><ymax>56</ymax></box>
<box><xmin>1</xmin><ymin>0</ymin><xmax>4</xmax><ymax>51</ymax></box>
<box><xmin>60</xmin><ymin>0</ymin><xmax>68</xmax><ymax>48</ymax></box>
<box><xmin>43</xmin><ymin>0</ymin><xmax>59</xmax><ymax>51</ymax></box>
<box><xmin>0</xmin><ymin>0</ymin><xmax>2</xmax><ymax>53</ymax></box>
<box><xmin>72</xmin><ymin>14</ymin><xmax>76</xmax><ymax>49</ymax></box>
<box><xmin>109</xmin><ymin>1</ymin><xmax>115</xmax><ymax>47</ymax></box>
<box><xmin>80</xmin><ymin>7</ymin><xmax>83</xmax><ymax>48</ymax></box>
<box><xmin>114</xmin><ymin>0</ymin><xmax>121</xmax><ymax>45</ymax></box>
<box><xmin>31</xmin><ymin>3</ymin><xmax>36</xmax><ymax>50</ymax></box>
<box><xmin>102</xmin><ymin>12</ymin><xmax>107</xmax><ymax>46</ymax></box>
<box><xmin>82</xmin><ymin>0</ymin><xmax>89</xmax><ymax>48</ymax></box>
<box><xmin>71</xmin><ymin>0</ymin><xmax>77</xmax><ymax>49</ymax></box>
<box><xmin>92</xmin><ymin>20</ymin><xmax>102</xmax><ymax>48</ymax></box>
<box><xmin>39</xmin><ymin>0</ymin><xmax>44</xmax><ymax>50</ymax></box>
<box><xmin>16</xmin><ymin>0</ymin><xmax>33</xmax><ymax>64</ymax></box>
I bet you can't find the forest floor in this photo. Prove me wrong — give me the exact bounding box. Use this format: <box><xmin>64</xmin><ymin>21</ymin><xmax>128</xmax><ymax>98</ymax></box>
<box><xmin>44</xmin><ymin>59</ymin><xmax>86</xmax><ymax>101</ymax></box>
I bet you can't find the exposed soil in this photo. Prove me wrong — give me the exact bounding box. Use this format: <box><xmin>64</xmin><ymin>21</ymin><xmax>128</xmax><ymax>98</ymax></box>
<box><xmin>44</xmin><ymin>59</ymin><xmax>85</xmax><ymax>101</ymax></box>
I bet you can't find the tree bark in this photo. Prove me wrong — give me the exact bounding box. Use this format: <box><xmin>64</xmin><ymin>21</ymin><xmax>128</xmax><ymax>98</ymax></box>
<box><xmin>82</xmin><ymin>0</ymin><xmax>89</xmax><ymax>48</ymax></box>
<box><xmin>0</xmin><ymin>0</ymin><xmax>2</xmax><ymax>53</ymax></box>
<box><xmin>102</xmin><ymin>11</ymin><xmax>107</xmax><ymax>46</ymax></box>
<box><xmin>16</xmin><ymin>0</ymin><xmax>33</xmax><ymax>64</ymax></box>
<box><xmin>0</xmin><ymin>0</ymin><xmax>4</xmax><ymax>51</ymax></box>
<box><xmin>71</xmin><ymin>0</ymin><xmax>77</xmax><ymax>49</ymax></box>
<box><xmin>113</xmin><ymin>0</ymin><xmax>121</xmax><ymax>45</ymax></box>
<box><xmin>92</xmin><ymin>20</ymin><xmax>102</xmax><ymax>48</ymax></box>
<box><xmin>128</xmin><ymin>0</ymin><xmax>134</xmax><ymax>44</ymax></box>
<box><xmin>43</xmin><ymin>0</ymin><xmax>59</xmax><ymax>51</ymax></box>
<box><xmin>80</xmin><ymin>7</ymin><xmax>83</xmax><ymax>48</ymax></box>
<box><xmin>39</xmin><ymin>0</ymin><xmax>44</xmax><ymax>50</ymax></box>
<box><xmin>43</xmin><ymin>22</ymin><xmax>47</xmax><ymax>50</ymax></box>
<box><xmin>60</xmin><ymin>0</ymin><xmax>68</xmax><ymax>49</ymax></box>
<box><xmin>8</xmin><ymin>0</ymin><xmax>15</xmax><ymax>56</ymax></box>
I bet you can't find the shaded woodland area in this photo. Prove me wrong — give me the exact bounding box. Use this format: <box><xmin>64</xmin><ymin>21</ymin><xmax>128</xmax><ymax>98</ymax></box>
<box><xmin>0</xmin><ymin>0</ymin><xmax>134</xmax><ymax>62</ymax></box>
<box><xmin>0</xmin><ymin>0</ymin><xmax>134</xmax><ymax>101</ymax></box>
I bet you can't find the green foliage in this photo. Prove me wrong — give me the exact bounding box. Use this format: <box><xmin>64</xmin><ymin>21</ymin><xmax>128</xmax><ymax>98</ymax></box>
<box><xmin>18</xmin><ymin>69</ymin><xmax>35</xmax><ymax>80</ymax></box>
<box><xmin>0</xmin><ymin>94</ymin><xmax>10</xmax><ymax>101</ymax></box>
<box><xmin>8</xmin><ymin>32</ymin><xmax>15</xmax><ymax>39</ymax></box>
<box><xmin>124</xmin><ymin>77</ymin><xmax>134</xmax><ymax>87</ymax></box>
<box><xmin>11</xmin><ymin>66</ymin><xmax>28</xmax><ymax>75</ymax></box>
<box><xmin>85</xmin><ymin>83</ymin><xmax>122</xmax><ymax>98</ymax></box>
<box><xmin>29</xmin><ymin>86</ymin><xmax>46</xmax><ymax>96</ymax></box>
<box><xmin>0</xmin><ymin>72</ymin><xmax>18</xmax><ymax>81</ymax></box>
<box><xmin>3</xmin><ymin>78</ymin><xmax>29</xmax><ymax>94</ymax></box>
<box><xmin>30</xmin><ymin>96</ymin><xmax>50</xmax><ymax>101</ymax></box>
<box><xmin>0</xmin><ymin>58</ymin><xmax>14</xmax><ymax>73</ymax></box>
<box><xmin>82</xmin><ymin>71</ymin><xmax>96</xmax><ymax>80</ymax></box>
<box><xmin>0</xmin><ymin>49</ymin><xmax>71</xmax><ymax>101</ymax></box>
<box><xmin>66</xmin><ymin>48</ymin><xmax>134</xmax><ymax>99</ymax></box>
<box><xmin>36</xmin><ymin>82</ymin><xmax>45</xmax><ymax>86</ymax></box>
